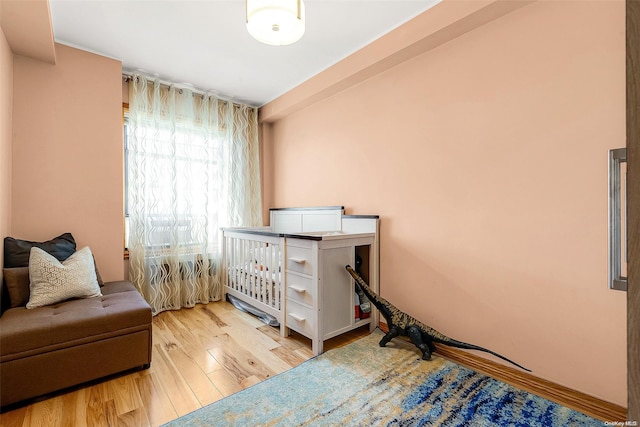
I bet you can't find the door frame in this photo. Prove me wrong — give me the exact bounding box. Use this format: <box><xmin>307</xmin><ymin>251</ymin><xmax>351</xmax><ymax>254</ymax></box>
<box><xmin>627</xmin><ymin>0</ymin><xmax>639</xmax><ymax>420</ymax></box>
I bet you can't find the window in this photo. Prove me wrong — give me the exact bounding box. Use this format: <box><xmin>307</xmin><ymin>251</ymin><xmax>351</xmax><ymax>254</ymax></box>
<box><xmin>123</xmin><ymin>106</ymin><xmax>224</xmax><ymax>254</ymax></box>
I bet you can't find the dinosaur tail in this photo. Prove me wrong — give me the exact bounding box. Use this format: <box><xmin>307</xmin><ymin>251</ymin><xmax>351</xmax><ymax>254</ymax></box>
<box><xmin>431</xmin><ymin>336</ymin><xmax>531</xmax><ymax>372</ymax></box>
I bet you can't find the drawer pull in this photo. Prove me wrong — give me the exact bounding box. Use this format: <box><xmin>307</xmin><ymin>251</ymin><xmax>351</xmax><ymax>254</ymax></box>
<box><xmin>289</xmin><ymin>286</ymin><xmax>306</xmax><ymax>294</ymax></box>
<box><xmin>289</xmin><ymin>257</ymin><xmax>306</xmax><ymax>264</ymax></box>
<box><xmin>289</xmin><ymin>313</ymin><xmax>306</xmax><ymax>322</ymax></box>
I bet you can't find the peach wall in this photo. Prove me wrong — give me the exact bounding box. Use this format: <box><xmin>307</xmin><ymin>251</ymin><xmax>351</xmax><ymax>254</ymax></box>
<box><xmin>12</xmin><ymin>44</ymin><xmax>124</xmax><ymax>281</ymax></box>
<box><xmin>0</xmin><ymin>0</ymin><xmax>55</xmax><ymax>64</ymax></box>
<box><xmin>0</xmin><ymin>24</ymin><xmax>13</xmax><ymax>277</ymax></box>
<box><xmin>265</xmin><ymin>1</ymin><xmax>626</xmax><ymax>405</ymax></box>
<box><xmin>261</xmin><ymin>0</ymin><xmax>532</xmax><ymax>123</ymax></box>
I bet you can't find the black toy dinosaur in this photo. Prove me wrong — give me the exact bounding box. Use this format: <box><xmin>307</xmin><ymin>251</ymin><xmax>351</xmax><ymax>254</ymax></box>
<box><xmin>345</xmin><ymin>265</ymin><xmax>531</xmax><ymax>372</ymax></box>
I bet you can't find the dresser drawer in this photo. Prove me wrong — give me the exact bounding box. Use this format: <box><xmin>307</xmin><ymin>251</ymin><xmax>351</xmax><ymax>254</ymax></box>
<box><xmin>286</xmin><ymin>273</ymin><xmax>316</xmax><ymax>306</ymax></box>
<box><xmin>286</xmin><ymin>299</ymin><xmax>315</xmax><ymax>336</ymax></box>
<box><xmin>285</xmin><ymin>245</ymin><xmax>315</xmax><ymax>276</ymax></box>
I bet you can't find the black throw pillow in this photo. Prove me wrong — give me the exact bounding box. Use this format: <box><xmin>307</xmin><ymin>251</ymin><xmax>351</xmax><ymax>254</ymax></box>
<box><xmin>3</xmin><ymin>233</ymin><xmax>76</xmax><ymax>268</ymax></box>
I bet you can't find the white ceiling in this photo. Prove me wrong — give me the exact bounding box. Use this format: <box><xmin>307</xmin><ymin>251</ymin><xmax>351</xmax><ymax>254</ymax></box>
<box><xmin>49</xmin><ymin>0</ymin><xmax>440</xmax><ymax>107</ymax></box>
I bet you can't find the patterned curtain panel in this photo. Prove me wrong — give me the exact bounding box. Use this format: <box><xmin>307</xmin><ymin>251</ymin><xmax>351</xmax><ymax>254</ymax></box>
<box><xmin>127</xmin><ymin>75</ymin><xmax>262</xmax><ymax>315</ymax></box>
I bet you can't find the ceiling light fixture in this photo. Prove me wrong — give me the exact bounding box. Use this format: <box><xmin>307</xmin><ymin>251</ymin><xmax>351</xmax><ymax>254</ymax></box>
<box><xmin>246</xmin><ymin>0</ymin><xmax>305</xmax><ymax>46</ymax></box>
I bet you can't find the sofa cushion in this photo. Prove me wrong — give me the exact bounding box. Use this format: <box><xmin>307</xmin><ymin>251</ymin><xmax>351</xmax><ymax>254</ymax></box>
<box><xmin>27</xmin><ymin>247</ymin><xmax>101</xmax><ymax>309</ymax></box>
<box><xmin>2</xmin><ymin>234</ymin><xmax>104</xmax><ymax>301</ymax></box>
<box><xmin>4</xmin><ymin>233</ymin><xmax>76</xmax><ymax>268</ymax></box>
<box><xmin>2</xmin><ymin>267</ymin><xmax>30</xmax><ymax>308</ymax></box>
<box><xmin>0</xmin><ymin>281</ymin><xmax>151</xmax><ymax>361</ymax></box>
<box><xmin>2</xmin><ymin>263</ymin><xmax>104</xmax><ymax>311</ymax></box>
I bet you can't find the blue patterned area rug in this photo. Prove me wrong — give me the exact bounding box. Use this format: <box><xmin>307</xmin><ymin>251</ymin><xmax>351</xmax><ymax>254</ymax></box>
<box><xmin>164</xmin><ymin>329</ymin><xmax>603</xmax><ymax>426</ymax></box>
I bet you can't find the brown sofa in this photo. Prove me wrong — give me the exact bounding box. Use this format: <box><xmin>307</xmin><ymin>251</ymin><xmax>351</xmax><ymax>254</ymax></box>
<box><xmin>0</xmin><ymin>280</ymin><xmax>152</xmax><ymax>408</ymax></box>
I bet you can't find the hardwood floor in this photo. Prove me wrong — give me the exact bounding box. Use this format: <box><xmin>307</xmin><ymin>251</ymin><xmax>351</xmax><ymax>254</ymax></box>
<box><xmin>0</xmin><ymin>301</ymin><xmax>370</xmax><ymax>427</ymax></box>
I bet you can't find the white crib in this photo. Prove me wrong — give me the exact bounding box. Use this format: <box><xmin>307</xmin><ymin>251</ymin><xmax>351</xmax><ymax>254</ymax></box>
<box><xmin>222</xmin><ymin>207</ymin><xmax>380</xmax><ymax>355</ymax></box>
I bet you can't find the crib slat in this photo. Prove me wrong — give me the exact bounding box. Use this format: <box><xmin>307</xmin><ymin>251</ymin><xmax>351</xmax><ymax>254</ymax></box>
<box><xmin>260</xmin><ymin>240</ymin><xmax>265</xmax><ymax>301</ymax></box>
<box><xmin>237</xmin><ymin>237</ymin><xmax>242</xmax><ymax>293</ymax></box>
<box><xmin>244</xmin><ymin>240</ymin><xmax>255</xmax><ymax>298</ymax></box>
<box><xmin>266</xmin><ymin>243</ymin><xmax>272</xmax><ymax>307</ymax></box>
<box><xmin>241</xmin><ymin>238</ymin><xmax>247</xmax><ymax>295</ymax></box>
<box><xmin>227</xmin><ymin>236</ymin><xmax>231</xmax><ymax>290</ymax></box>
<box><xmin>235</xmin><ymin>236</ymin><xmax>241</xmax><ymax>293</ymax></box>
<box><xmin>251</xmin><ymin>239</ymin><xmax>257</xmax><ymax>298</ymax></box>
<box><xmin>230</xmin><ymin>236</ymin><xmax>235</xmax><ymax>291</ymax></box>
<box><xmin>233</xmin><ymin>237</ymin><xmax>238</xmax><ymax>291</ymax></box>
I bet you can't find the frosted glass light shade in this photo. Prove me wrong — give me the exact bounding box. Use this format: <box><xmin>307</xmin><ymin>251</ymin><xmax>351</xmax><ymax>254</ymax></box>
<box><xmin>246</xmin><ymin>0</ymin><xmax>305</xmax><ymax>46</ymax></box>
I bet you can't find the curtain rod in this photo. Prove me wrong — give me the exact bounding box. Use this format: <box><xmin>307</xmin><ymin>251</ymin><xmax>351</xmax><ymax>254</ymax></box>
<box><xmin>122</xmin><ymin>72</ymin><xmax>257</xmax><ymax>109</ymax></box>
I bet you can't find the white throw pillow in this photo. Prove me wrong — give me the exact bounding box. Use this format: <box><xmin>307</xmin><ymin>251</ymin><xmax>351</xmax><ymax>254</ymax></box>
<box><xmin>27</xmin><ymin>246</ymin><xmax>102</xmax><ymax>309</ymax></box>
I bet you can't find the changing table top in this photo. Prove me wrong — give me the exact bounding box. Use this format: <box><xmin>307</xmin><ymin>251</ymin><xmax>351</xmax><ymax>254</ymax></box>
<box><xmin>224</xmin><ymin>228</ymin><xmax>374</xmax><ymax>241</ymax></box>
<box><xmin>224</xmin><ymin>206</ymin><xmax>379</xmax><ymax>240</ymax></box>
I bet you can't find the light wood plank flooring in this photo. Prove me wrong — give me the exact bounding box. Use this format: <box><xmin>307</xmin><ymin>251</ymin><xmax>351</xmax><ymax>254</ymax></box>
<box><xmin>0</xmin><ymin>301</ymin><xmax>370</xmax><ymax>427</ymax></box>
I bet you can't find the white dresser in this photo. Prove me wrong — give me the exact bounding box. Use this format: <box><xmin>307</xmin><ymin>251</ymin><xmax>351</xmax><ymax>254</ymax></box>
<box><xmin>284</xmin><ymin>231</ymin><xmax>378</xmax><ymax>354</ymax></box>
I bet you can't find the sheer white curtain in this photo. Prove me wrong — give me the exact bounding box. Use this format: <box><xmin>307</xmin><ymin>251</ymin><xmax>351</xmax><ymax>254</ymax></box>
<box><xmin>127</xmin><ymin>74</ymin><xmax>261</xmax><ymax>315</ymax></box>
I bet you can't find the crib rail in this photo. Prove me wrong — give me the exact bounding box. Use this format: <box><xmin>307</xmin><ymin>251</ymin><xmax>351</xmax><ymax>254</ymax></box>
<box><xmin>222</xmin><ymin>230</ymin><xmax>285</xmax><ymax>320</ymax></box>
